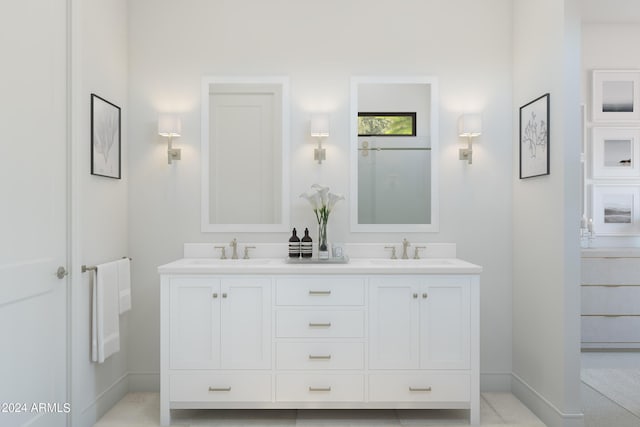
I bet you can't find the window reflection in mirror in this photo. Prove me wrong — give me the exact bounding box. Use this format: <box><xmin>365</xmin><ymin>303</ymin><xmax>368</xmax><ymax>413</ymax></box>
<box><xmin>350</xmin><ymin>77</ymin><xmax>439</xmax><ymax>232</ymax></box>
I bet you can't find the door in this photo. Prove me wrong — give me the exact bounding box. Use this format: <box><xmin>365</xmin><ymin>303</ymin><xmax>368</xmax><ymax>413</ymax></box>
<box><xmin>221</xmin><ymin>278</ymin><xmax>271</xmax><ymax>369</ymax></box>
<box><xmin>369</xmin><ymin>278</ymin><xmax>419</xmax><ymax>369</ymax></box>
<box><xmin>169</xmin><ymin>278</ymin><xmax>221</xmax><ymax>369</ymax></box>
<box><xmin>0</xmin><ymin>1</ymin><xmax>68</xmax><ymax>426</ymax></box>
<box><xmin>419</xmin><ymin>278</ymin><xmax>471</xmax><ymax>370</ymax></box>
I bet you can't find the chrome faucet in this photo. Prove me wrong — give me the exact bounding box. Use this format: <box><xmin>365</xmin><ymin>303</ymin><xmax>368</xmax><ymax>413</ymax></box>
<box><xmin>230</xmin><ymin>238</ymin><xmax>239</xmax><ymax>259</ymax></box>
<box><xmin>401</xmin><ymin>238</ymin><xmax>411</xmax><ymax>259</ymax></box>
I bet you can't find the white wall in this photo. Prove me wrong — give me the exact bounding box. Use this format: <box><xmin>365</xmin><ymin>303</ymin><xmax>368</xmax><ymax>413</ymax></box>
<box><xmin>582</xmin><ymin>23</ymin><xmax>640</xmax><ymax>247</ymax></box>
<box><xmin>127</xmin><ymin>0</ymin><xmax>514</xmax><ymax>390</ymax></box>
<box><xmin>71</xmin><ymin>0</ymin><xmax>129</xmax><ymax>426</ymax></box>
<box><xmin>512</xmin><ymin>1</ymin><xmax>583</xmax><ymax>426</ymax></box>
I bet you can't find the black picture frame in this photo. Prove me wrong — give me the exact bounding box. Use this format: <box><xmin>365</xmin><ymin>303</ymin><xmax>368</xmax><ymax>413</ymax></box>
<box><xmin>519</xmin><ymin>93</ymin><xmax>550</xmax><ymax>179</ymax></box>
<box><xmin>91</xmin><ymin>93</ymin><xmax>121</xmax><ymax>179</ymax></box>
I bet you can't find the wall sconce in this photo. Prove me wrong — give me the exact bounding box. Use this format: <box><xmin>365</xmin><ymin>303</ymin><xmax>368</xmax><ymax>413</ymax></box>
<box><xmin>158</xmin><ymin>114</ymin><xmax>181</xmax><ymax>164</ymax></box>
<box><xmin>310</xmin><ymin>114</ymin><xmax>329</xmax><ymax>164</ymax></box>
<box><xmin>458</xmin><ymin>113</ymin><xmax>482</xmax><ymax>165</ymax></box>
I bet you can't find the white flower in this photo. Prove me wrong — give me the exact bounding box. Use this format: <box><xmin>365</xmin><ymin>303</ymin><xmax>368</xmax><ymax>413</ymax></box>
<box><xmin>300</xmin><ymin>184</ymin><xmax>344</xmax><ymax>223</ymax></box>
<box><xmin>300</xmin><ymin>190</ymin><xmax>322</xmax><ymax>211</ymax></box>
<box><xmin>327</xmin><ymin>193</ymin><xmax>345</xmax><ymax>212</ymax></box>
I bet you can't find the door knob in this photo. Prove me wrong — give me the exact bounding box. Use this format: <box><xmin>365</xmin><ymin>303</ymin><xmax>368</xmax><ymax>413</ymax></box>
<box><xmin>56</xmin><ymin>266</ymin><xmax>68</xmax><ymax>279</ymax></box>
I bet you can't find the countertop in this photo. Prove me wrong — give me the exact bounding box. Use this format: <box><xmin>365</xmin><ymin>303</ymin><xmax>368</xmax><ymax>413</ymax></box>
<box><xmin>158</xmin><ymin>257</ymin><xmax>483</xmax><ymax>275</ymax></box>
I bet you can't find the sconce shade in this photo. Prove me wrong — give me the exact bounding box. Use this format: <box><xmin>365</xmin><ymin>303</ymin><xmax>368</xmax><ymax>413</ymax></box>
<box><xmin>310</xmin><ymin>114</ymin><xmax>329</xmax><ymax>137</ymax></box>
<box><xmin>458</xmin><ymin>114</ymin><xmax>482</xmax><ymax>138</ymax></box>
<box><xmin>158</xmin><ymin>114</ymin><xmax>181</xmax><ymax>137</ymax></box>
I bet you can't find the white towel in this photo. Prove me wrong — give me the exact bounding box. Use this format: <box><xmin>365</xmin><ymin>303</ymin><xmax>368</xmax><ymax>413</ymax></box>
<box><xmin>91</xmin><ymin>261</ymin><xmax>120</xmax><ymax>363</ymax></box>
<box><xmin>117</xmin><ymin>258</ymin><xmax>131</xmax><ymax>314</ymax></box>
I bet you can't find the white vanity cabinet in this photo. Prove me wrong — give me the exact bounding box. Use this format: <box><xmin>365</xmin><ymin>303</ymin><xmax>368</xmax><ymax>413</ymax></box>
<box><xmin>159</xmin><ymin>260</ymin><xmax>480</xmax><ymax>426</ymax></box>
<box><xmin>581</xmin><ymin>249</ymin><xmax>640</xmax><ymax>349</ymax></box>
<box><xmin>369</xmin><ymin>276</ymin><xmax>471</xmax><ymax>371</ymax></box>
<box><xmin>169</xmin><ymin>277</ymin><xmax>271</xmax><ymax>370</ymax></box>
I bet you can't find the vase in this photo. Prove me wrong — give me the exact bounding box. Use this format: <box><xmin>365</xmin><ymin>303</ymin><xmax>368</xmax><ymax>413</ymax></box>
<box><xmin>318</xmin><ymin>219</ymin><xmax>329</xmax><ymax>259</ymax></box>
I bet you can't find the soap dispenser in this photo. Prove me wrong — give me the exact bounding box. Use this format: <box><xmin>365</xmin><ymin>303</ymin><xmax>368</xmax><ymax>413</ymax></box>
<box><xmin>301</xmin><ymin>228</ymin><xmax>313</xmax><ymax>258</ymax></box>
<box><xmin>288</xmin><ymin>228</ymin><xmax>301</xmax><ymax>258</ymax></box>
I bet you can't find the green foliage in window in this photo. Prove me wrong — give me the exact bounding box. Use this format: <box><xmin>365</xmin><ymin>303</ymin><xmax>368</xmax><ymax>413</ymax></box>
<box><xmin>358</xmin><ymin>113</ymin><xmax>415</xmax><ymax>136</ymax></box>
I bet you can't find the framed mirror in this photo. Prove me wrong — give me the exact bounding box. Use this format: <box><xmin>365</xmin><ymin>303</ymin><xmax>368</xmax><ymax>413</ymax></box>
<box><xmin>201</xmin><ymin>76</ymin><xmax>290</xmax><ymax>232</ymax></box>
<box><xmin>350</xmin><ymin>76</ymin><xmax>439</xmax><ymax>232</ymax></box>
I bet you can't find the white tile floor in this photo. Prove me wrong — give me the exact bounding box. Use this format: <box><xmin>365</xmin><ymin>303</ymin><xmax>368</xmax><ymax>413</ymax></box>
<box><xmin>94</xmin><ymin>393</ymin><xmax>545</xmax><ymax>427</ymax></box>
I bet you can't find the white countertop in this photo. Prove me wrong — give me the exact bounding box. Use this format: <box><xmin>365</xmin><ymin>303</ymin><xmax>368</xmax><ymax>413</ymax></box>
<box><xmin>158</xmin><ymin>257</ymin><xmax>483</xmax><ymax>275</ymax></box>
<box><xmin>581</xmin><ymin>247</ymin><xmax>640</xmax><ymax>258</ymax></box>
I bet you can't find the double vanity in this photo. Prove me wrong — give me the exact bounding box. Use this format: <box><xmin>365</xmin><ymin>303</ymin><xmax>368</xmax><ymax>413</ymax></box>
<box><xmin>158</xmin><ymin>245</ymin><xmax>482</xmax><ymax>425</ymax></box>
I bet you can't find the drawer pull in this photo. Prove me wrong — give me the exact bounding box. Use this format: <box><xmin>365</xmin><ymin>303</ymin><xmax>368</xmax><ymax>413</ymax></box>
<box><xmin>409</xmin><ymin>386</ymin><xmax>432</xmax><ymax>392</ymax></box>
<box><xmin>309</xmin><ymin>290</ymin><xmax>331</xmax><ymax>296</ymax></box>
<box><xmin>308</xmin><ymin>387</ymin><xmax>331</xmax><ymax>392</ymax></box>
<box><xmin>309</xmin><ymin>322</ymin><xmax>332</xmax><ymax>328</ymax></box>
<box><xmin>308</xmin><ymin>354</ymin><xmax>332</xmax><ymax>360</ymax></box>
<box><xmin>208</xmin><ymin>387</ymin><xmax>231</xmax><ymax>392</ymax></box>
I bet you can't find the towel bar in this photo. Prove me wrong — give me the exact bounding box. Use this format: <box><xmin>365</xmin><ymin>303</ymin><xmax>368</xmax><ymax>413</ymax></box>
<box><xmin>82</xmin><ymin>257</ymin><xmax>132</xmax><ymax>273</ymax></box>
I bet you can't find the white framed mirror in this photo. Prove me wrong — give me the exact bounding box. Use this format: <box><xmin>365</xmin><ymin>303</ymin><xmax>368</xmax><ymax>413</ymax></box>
<box><xmin>350</xmin><ymin>76</ymin><xmax>439</xmax><ymax>232</ymax></box>
<box><xmin>201</xmin><ymin>76</ymin><xmax>290</xmax><ymax>232</ymax></box>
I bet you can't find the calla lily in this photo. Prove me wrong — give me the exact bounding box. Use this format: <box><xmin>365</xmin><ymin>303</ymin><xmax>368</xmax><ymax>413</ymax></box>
<box><xmin>300</xmin><ymin>190</ymin><xmax>322</xmax><ymax>211</ymax></box>
<box><xmin>327</xmin><ymin>193</ymin><xmax>345</xmax><ymax>212</ymax></box>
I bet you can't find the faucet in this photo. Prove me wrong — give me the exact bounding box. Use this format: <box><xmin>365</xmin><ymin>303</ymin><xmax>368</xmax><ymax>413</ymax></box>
<box><xmin>230</xmin><ymin>238</ymin><xmax>239</xmax><ymax>259</ymax></box>
<box><xmin>401</xmin><ymin>238</ymin><xmax>411</xmax><ymax>259</ymax></box>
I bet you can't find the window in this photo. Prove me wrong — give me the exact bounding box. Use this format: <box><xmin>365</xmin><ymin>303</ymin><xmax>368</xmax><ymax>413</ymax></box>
<box><xmin>358</xmin><ymin>112</ymin><xmax>416</xmax><ymax>137</ymax></box>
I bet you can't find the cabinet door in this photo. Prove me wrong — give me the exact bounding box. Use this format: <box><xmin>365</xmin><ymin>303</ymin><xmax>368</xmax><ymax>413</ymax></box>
<box><xmin>420</xmin><ymin>277</ymin><xmax>471</xmax><ymax>369</ymax></box>
<box><xmin>221</xmin><ymin>278</ymin><xmax>271</xmax><ymax>369</ymax></box>
<box><xmin>369</xmin><ymin>278</ymin><xmax>419</xmax><ymax>369</ymax></box>
<box><xmin>170</xmin><ymin>277</ymin><xmax>220</xmax><ymax>369</ymax></box>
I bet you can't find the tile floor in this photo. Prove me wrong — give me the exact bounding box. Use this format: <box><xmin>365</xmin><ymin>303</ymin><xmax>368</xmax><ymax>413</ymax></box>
<box><xmin>94</xmin><ymin>392</ymin><xmax>545</xmax><ymax>427</ymax></box>
<box><xmin>581</xmin><ymin>351</ymin><xmax>640</xmax><ymax>427</ymax></box>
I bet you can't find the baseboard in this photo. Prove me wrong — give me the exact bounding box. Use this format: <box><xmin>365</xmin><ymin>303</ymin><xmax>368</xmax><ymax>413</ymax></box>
<box><xmin>480</xmin><ymin>372</ymin><xmax>512</xmax><ymax>392</ymax></box>
<box><xmin>74</xmin><ymin>373</ymin><xmax>129</xmax><ymax>427</ymax></box>
<box><xmin>128</xmin><ymin>371</ymin><xmax>160</xmax><ymax>392</ymax></box>
<box><xmin>511</xmin><ymin>373</ymin><xmax>584</xmax><ymax>427</ymax></box>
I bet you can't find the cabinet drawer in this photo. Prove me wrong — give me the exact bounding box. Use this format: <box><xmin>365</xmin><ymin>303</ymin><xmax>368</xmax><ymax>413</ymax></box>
<box><xmin>581</xmin><ymin>316</ymin><xmax>640</xmax><ymax>343</ymax></box>
<box><xmin>276</xmin><ymin>374</ymin><xmax>364</xmax><ymax>402</ymax></box>
<box><xmin>582</xmin><ymin>286</ymin><xmax>640</xmax><ymax>315</ymax></box>
<box><xmin>276</xmin><ymin>310</ymin><xmax>364</xmax><ymax>338</ymax></box>
<box><xmin>170</xmin><ymin>373</ymin><xmax>271</xmax><ymax>402</ymax></box>
<box><xmin>369</xmin><ymin>373</ymin><xmax>470</xmax><ymax>402</ymax></box>
<box><xmin>276</xmin><ymin>342</ymin><xmax>364</xmax><ymax>370</ymax></box>
<box><xmin>276</xmin><ymin>278</ymin><xmax>365</xmax><ymax>306</ymax></box>
<box><xmin>582</xmin><ymin>258</ymin><xmax>640</xmax><ymax>285</ymax></box>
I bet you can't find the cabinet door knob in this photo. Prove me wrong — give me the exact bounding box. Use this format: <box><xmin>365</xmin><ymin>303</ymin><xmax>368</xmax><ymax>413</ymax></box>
<box><xmin>422</xmin><ymin>293</ymin><xmax>428</xmax><ymax>299</ymax></box>
<box><xmin>212</xmin><ymin>293</ymin><xmax>218</xmax><ymax>298</ymax></box>
<box><xmin>413</xmin><ymin>293</ymin><xmax>418</xmax><ymax>299</ymax></box>
<box><xmin>222</xmin><ymin>293</ymin><xmax>227</xmax><ymax>298</ymax></box>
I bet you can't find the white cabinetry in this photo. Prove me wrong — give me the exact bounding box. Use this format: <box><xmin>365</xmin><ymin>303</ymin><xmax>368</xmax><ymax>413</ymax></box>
<box><xmin>581</xmin><ymin>250</ymin><xmax>640</xmax><ymax>349</ymax></box>
<box><xmin>160</xmin><ymin>272</ymin><xmax>479</xmax><ymax>425</ymax></box>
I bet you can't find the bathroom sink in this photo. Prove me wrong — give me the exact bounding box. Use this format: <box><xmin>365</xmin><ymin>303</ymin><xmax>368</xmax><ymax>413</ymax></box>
<box><xmin>368</xmin><ymin>258</ymin><xmax>456</xmax><ymax>267</ymax></box>
<box><xmin>184</xmin><ymin>258</ymin><xmax>273</xmax><ymax>266</ymax></box>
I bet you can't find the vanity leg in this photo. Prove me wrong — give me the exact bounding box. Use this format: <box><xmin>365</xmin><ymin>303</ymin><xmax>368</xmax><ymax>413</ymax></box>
<box><xmin>160</xmin><ymin>400</ymin><xmax>170</xmax><ymax>426</ymax></box>
<box><xmin>470</xmin><ymin>398</ymin><xmax>480</xmax><ymax>425</ymax></box>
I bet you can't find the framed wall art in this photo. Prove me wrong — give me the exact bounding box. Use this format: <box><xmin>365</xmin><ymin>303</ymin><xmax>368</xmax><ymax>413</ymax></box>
<box><xmin>592</xmin><ymin>184</ymin><xmax>640</xmax><ymax>235</ymax></box>
<box><xmin>519</xmin><ymin>93</ymin><xmax>550</xmax><ymax>179</ymax></box>
<box><xmin>592</xmin><ymin>70</ymin><xmax>640</xmax><ymax>122</ymax></box>
<box><xmin>592</xmin><ymin>127</ymin><xmax>640</xmax><ymax>178</ymax></box>
<box><xmin>91</xmin><ymin>93</ymin><xmax>121</xmax><ymax>179</ymax></box>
